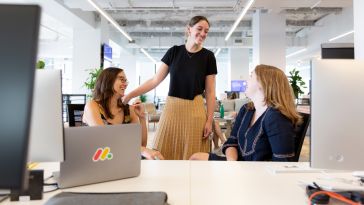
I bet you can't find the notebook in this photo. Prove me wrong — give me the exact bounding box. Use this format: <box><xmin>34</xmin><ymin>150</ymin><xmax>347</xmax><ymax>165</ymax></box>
<box><xmin>57</xmin><ymin>124</ymin><xmax>141</xmax><ymax>188</ymax></box>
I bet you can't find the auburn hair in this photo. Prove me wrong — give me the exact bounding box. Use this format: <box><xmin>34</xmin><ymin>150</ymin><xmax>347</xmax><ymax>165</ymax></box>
<box><xmin>247</xmin><ymin>64</ymin><xmax>302</xmax><ymax>126</ymax></box>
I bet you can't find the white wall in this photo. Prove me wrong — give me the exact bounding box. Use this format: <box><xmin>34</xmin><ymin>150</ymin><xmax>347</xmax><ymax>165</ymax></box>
<box><xmin>137</xmin><ymin>61</ymin><xmax>156</xmax><ymax>102</ymax></box>
<box><xmin>72</xmin><ymin>27</ymin><xmax>101</xmax><ymax>94</ymax></box>
<box><xmin>215</xmin><ymin>60</ymin><xmax>229</xmax><ymax>99</ymax></box>
<box><xmin>253</xmin><ymin>10</ymin><xmax>286</xmax><ymax>70</ymax></box>
<box><xmin>230</xmin><ymin>48</ymin><xmax>250</xmax><ymax>81</ymax></box>
<box><xmin>117</xmin><ymin>48</ymin><xmax>138</xmax><ymax>92</ymax></box>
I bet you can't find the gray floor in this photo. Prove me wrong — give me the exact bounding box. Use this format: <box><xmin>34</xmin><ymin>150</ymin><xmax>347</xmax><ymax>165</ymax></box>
<box><xmin>299</xmin><ymin>137</ymin><xmax>310</xmax><ymax>162</ymax></box>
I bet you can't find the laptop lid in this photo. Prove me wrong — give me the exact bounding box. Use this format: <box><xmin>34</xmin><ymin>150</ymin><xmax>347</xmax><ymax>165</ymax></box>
<box><xmin>59</xmin><ymin>124</ymin><xmax>141</xmax><ymax>188</ymax></box>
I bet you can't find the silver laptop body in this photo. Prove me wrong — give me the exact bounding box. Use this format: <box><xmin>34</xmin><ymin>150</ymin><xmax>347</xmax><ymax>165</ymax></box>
<box><xmin>58</xmin><ymin>124</ymin><xmax>141</xmax><ymax>188</ymax></box>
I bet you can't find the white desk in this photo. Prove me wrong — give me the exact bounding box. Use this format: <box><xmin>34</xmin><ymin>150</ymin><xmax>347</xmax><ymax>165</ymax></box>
<box><xmin>3</xmin><ymin>161</ymin><xmax>357</xmax><ymax>205</ymax></box>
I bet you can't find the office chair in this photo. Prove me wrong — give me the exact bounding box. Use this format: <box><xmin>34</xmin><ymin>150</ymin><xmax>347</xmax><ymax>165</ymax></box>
<box><xmin>67</xmin><ymin>104</ymin><xmax>85</xmax><ymax>127</ymax></box>
<box><xmin>143</xmin><ymin>103</ymin><xmax>161</xmax><ymax>131</ymax></box>
<box><xmin>292</xmin><ymin>112</ymin><xmax>311</xmax><ymax>162</ymax></box>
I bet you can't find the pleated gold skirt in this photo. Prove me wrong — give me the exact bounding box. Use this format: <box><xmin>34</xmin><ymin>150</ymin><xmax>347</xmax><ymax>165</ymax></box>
<box><xmin>153</xmin><ymin>95</ymin><xmax>210</xmax><ymax>160</ymax></box>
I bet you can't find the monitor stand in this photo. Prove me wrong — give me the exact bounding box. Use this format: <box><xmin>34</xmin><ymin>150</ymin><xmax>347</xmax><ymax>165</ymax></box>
<box><xmin>10</xmin><ymin>170</ymin><xmax>43</xmax><ymax>201</ymax></box>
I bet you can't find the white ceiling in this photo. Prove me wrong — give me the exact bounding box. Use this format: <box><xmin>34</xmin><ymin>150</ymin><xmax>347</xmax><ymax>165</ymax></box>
<box><xmin>89</xmin><ymin>0</ymin><xmax>352</xmax><ymax>35</ymax></box>
<box><xmin>22</xmin><ymin>0</ymin><xmax>353</xmax><ymax>60</ymax></box>
<box><xmin>62</xmin><ymin>0</ymin><xmax>353</xmax><ymax>53</ymax></box>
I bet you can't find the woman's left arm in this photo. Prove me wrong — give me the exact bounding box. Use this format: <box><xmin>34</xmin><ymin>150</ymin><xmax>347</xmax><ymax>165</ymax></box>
<box><xmin>203</xmin><ymin>74</ymin><xmax>216</xmax><ymax>138</ymax></box>
<box><xmin>265</xmin><ymin>111</ymin><xmax>296</xmax><ymax>162</ymax></box>
<box><xmin>130</xmin><ymin>102</ymin><xmax>148</xmax><ymax>147</ymax></box>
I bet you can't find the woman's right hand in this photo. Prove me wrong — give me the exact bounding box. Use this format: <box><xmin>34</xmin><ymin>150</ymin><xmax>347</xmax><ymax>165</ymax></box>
<box><xmin>141</xmin><ymin>147</ymin><xmax>165</xmax><ymax>160</ymax></box>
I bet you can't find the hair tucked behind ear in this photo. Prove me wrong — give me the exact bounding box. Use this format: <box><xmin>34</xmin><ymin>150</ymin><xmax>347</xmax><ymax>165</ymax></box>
<box><xmin>250</xmin><ymin>64</ymin><xmax>302</xmax><ymax>126</ymax></box>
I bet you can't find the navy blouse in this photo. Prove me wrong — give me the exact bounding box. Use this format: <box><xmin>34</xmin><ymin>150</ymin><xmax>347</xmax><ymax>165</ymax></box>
<box><xmin>221</xmin><ymin>104</ymin><xmax>296</xmax><ymax>161</ymax></box>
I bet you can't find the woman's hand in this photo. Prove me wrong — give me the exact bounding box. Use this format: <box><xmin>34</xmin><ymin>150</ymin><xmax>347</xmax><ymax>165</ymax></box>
<box><xmin>225</xmin><ymin>147</ymin><xmax>238</xmax><ymax>161</ymax></box>
<box><xmin>131</xmin><ymin>100</ymin><xmax>145</xmax><ymax>119</ymax></box>
<box><xmin>203</xmin><ymin>120</ymin><xmax>212</xmax><ymax>139</ymax></box>
<box><xmin>141</xmin><ymin>147</ymin><xmax>165</xmax><ymax>160</ymax></box>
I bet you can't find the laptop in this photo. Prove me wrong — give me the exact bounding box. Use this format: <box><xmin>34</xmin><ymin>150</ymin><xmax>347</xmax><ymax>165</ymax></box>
<box><xmin>57</xmin><ymin>124</ymin><xmax>141</xmax><ymax>188</ymax></box>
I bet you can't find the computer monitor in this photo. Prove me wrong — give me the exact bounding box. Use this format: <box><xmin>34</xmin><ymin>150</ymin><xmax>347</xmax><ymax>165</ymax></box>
<box><xmin>28</xmin><ymin>69</ymin><xmax>65</xmax><ymax>162</ymax></box>
<box><xmin>0</xmin><ymin>4</ymin><xmax>40</xmax><ymax>189</ymax></box>
<box><xmin>231</xmin><ymin>80</ymin><xmax>247</xmax><ymax>92</ymax></box>
<box><xmin>311</xmin><ymin>59</ymin><xmax>364</xmax><ymax>170</ymax></box>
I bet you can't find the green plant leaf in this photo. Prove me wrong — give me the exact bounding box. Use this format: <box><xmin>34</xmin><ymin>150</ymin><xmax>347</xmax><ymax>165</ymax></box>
<box><xmin>139</xmin><ymin>94</ymin><xmax>147</xmax><ymax>103</ymax></box>
<box><xmin>84</xmin><ymin>67</ymin><xmax>103</xmax><ymax>93</ymax></box>
<box><xmin>288</xmin><ymin>68</ymin><xmax>306</xmax><ymax>99</ymax></box>
<box><xmin>36</xmin><ymin>60</ymin><xmax>45</xmax><ymax>69</ymax></box>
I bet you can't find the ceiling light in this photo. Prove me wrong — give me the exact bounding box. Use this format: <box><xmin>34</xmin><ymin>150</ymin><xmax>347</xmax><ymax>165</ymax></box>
<box><xmin>225</xmin><ymin>0</ymin><xmax>255</xmax><ymax>41</ymax></box>
<box><xmin>328</xmin><ymin>30</ymin><xmax>354</xmax><ymax>42</ymax></box>
<box><xmin>140</xmin><ymin>48</ymin><xmax>157</xmax><ymax>64</ymax></box>
<box><xmin>87</xmin><ymin>0</ymin><xmax>133</xmax><ymax>42</ymax></box>
<box><xmin>310</xmin><ymin>0</ymin><xmax>321</xmax><ymax>9</ymax></box>
<box><xmin>286</xmin><ymin>48</ymin><xmax>307</xmax><ymax>58</ymax></box>
<box><xmin>215</xmin><ymin>48</ymin><xmax>222</xmax><ymax>57</ymax></box>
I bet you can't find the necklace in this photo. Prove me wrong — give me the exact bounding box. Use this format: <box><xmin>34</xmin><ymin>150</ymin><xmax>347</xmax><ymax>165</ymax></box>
<box><xmin>186</xmin><ymin>50</ymin><xmax>195</xmax><ymax>58</ymax></box>
<box><xmin>185</xmin><ymin>44</ymin><xmax>202</xmax><ymax>58</ymax></box>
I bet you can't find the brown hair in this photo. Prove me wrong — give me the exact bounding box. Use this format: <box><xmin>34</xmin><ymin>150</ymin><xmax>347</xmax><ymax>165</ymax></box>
<box><xmin>185</xmin><ymin>16</ymin><xmax>210</xmax><ymax>37</ymax></box>
<box><xmin>92</xmin><ymin>67</ymin><xmax>129</xmax><ymax>119</ymax></box>
<box><xmin>247</xmin><ymin>64</ymin><xmax>302</xmax><ymax>125</ymax></box>
<box><xmin>188</xmin><ymin>16</ymin><xmax>210</xmax><ymax>27</ymax></box>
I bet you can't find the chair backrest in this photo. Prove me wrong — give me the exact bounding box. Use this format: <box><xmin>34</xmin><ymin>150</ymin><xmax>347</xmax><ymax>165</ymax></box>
<box><xmin>292</xmin><ymin>112</ymin><xmax>311</xmax><ymax>162</ymax></box>
<box><xmin>67</xmin><ymin>104</ymin><xmax>85</xmax><ymax>127</ymax></box>
<box><xmin>144</xmin><ymin>103</ymin><xmax>157</xmax><ymax>114</ymax></box>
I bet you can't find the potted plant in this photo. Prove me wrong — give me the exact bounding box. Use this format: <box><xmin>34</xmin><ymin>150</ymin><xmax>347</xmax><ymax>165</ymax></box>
<box><xmin>84</xmin><ymin>67</ymin><xmax>103</xmax><ymax>97</ymax></box>
<box><xmin>139</xmin><ymin>94</ymin><xmax>147</xmax><ymax>103</ymax></box>
<box><xmin>288</xmin><ymin>68</ymin><xmax>306</xmax><ymax>99</ymax></box>
<box><xmin>36</xmin><ymin>60</ymin><xmax>45</xmax><ymax>69</ymax></box>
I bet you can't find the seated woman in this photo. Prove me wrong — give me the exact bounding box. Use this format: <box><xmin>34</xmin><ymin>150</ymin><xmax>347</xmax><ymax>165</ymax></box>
<box><xmin>83</xmin><ymin>67</ymin><xmax>164</xmax><ymax>160</ymax></box>
<box><xmin>190</xmin><ymin>64</ymin><xmax>301</xmax><ymax>161</ymax></box>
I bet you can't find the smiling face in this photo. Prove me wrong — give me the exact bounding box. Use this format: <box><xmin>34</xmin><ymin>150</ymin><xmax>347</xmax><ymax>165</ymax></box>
<box><xmin>113</xmin><ymin>71</ymin><xmax>128</xmax><ymax>97</ymax></box>
<box><xmin>187</xmin><ymin>20</ymin><xmax>209</xmax><ymax>46</ymax></box>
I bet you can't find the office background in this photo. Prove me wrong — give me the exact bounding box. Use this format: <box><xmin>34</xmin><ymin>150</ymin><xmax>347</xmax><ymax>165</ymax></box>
<box><xmin>0</xmin><ymin>0</ymin><xmax>362</xmax><ymax>102</ymax></box>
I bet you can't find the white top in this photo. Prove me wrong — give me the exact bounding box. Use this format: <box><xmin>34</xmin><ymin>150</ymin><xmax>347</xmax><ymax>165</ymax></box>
<box><xmin>3</xmin><ymin>161</ymin><xmax>360</xmax><ymax>205</ymax></box>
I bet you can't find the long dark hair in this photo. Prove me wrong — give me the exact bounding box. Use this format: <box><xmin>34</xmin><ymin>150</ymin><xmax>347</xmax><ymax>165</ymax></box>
<box><xmin>92</xmin><ymin>67</ymin><xmax>129</xmax><ymax>119</ymax></box>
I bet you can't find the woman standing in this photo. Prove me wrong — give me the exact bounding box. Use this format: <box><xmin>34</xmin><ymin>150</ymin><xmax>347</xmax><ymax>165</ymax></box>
<box><xmin>123</xmin><ymin>16</ymin><xmax>217</xmax><ymax>160</ymax></box>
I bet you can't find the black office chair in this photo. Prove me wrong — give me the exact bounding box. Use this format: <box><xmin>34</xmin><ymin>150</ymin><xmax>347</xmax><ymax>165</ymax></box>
<box><xmin>292</xmin><ymin>112</ymin><xmax>311</xmax><ymax>162</ymax></box>
<box><xmin>67</xmin><ymin>104</ymin><xmax>85</xmax><ymax>127</ymax></box>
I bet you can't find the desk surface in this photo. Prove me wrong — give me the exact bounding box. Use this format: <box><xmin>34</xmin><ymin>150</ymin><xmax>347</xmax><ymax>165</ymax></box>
<box><xmin>3</xmin><ymin>161</ymin><xmax>357</xmax><ymax>205</ymax></box>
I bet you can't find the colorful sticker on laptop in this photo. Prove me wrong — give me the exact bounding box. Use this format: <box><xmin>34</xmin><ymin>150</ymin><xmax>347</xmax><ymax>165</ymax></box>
<box><xmin>92</xmin><ymin>147</ymin><xmax>113</xmax><ymax>162</ymax></box>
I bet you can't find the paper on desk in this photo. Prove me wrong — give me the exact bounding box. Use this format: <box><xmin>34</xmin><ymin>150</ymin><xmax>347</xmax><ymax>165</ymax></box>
<box><xmin>266</xmin><ymin>164</ymin><xmax>322</xmax><ymax>174</ymax></box>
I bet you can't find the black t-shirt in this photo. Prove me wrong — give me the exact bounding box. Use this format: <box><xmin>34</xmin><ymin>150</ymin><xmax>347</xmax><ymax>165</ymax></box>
<box><xmin>161</xmin><ymin>45</ymin><xmax>217</xmax><ymax>100</ymax></box>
